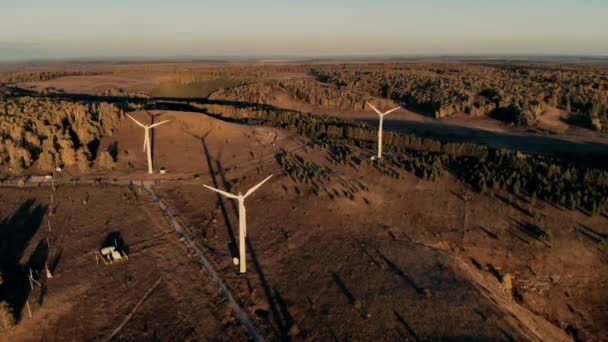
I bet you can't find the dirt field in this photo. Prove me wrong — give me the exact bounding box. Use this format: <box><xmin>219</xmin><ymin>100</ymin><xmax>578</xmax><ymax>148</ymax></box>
<box><xmin>91</xmin><ymin>110</ymin><xmax>305</xmax><ymax>178</ymax></box>
<box><xmin>154</xmin><ymin>141</ymin><xmax>607</xmax><ymax>341</ymax></box>
<box><xmin>2</xmin><ymin>63</ymin><xmax>607</xmax><ymax>340</ymax></box>
<box><xmin>18</xmin><ymin>75</ymin><xmax>156</xmax><ymax>95</ymax></box>
<box><xmin>148</xmin><ymin>79</ymin><xmax>242</xmax><ymax>98</ymax></box>
<box><xmin>0</xmin><ymin>185</ymin><xmax>246</xmax><ymax>341</ymax></box>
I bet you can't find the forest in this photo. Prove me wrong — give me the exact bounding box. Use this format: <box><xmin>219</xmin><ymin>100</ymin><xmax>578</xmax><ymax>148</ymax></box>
<box><xmin>311</xmin><ymin>64</ymin><xmax>608</xmax><ymax>130</ymax></box>
<box><xmin>0</xmin><ymin>71</ymin><xmax>102</xmax><ymax>84</ymax></box>
<box><xmin>209</xmin><ymin>79</ymin><xmax>396</xmax><ymax>110</ymax></box>
<box><xmin>0</xmin><ymin>95</ymin><xmax>123</xmax><ymax>174</ymax></box>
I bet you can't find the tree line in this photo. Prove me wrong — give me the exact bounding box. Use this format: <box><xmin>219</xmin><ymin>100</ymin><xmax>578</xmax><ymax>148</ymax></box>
<box><xmin>0</xmin><ymin>95</ymin><xmax>123</xmax><ymax>174</ymax></box>
<box><xmin>196</xmin><ymin>102</ymin><xmax>608</xmax><ymax>214</ymax></box>
<box><xmin>311</xmin><ymin>63</ymin><xmax>608</xmax><ymax>130</ymax></box>
<box><xmin>208</xmin><ymin>79</ymin><xmax>396</xmax><ymax>111</ymax></box>
<box><xmin>0</xmin><ymin>71</ymin><xmax>102</xmax><ymax>84</ymax></box>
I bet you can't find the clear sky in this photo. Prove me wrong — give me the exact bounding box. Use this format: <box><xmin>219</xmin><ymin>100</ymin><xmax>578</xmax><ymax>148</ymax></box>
<box><xmin>0</xmin><ymin>0</ymin><xmax>607</xmax><ymax>61</ymax></box>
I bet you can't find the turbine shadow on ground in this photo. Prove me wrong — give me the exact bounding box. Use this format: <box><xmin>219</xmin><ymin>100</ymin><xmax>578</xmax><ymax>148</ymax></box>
<box><xmin>212</xmin><ymin>154</ymin><xmax>294</xmax><ymax>340</ymax></box>
<box><xmin>246</xmin><ymin>238</ymin><xmax>293</xmax><ymax>341</ymax></box>
<box><xmin>198</xmin><ymin>132</ymin><xmax>239</xmax><ymax>259</ymax></box>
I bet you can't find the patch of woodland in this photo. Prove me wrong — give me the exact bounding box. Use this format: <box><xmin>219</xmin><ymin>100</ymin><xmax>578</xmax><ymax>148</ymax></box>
<box><xmin>210</xmin><ymin>79</ymin><xmax>396</xmax><ymax>110</ymax></box>
<box><xmin>0</xmin><ymin>71</ymin><xmax>102</xmax><ymax>84</ymax></box>
<box><xmin>0</xmin><ymin>96</ymin><xmax>123</xmax><ymax>175</ymax></box>
<box><xmin>311</xmin><ymin>63</ymin><xmax>608</xmax><ymax>130</ymax></box>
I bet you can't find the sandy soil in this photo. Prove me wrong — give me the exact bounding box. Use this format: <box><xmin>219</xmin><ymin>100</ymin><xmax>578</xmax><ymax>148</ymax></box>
<box><xmin>0</xmin><ymin>185</ymin><xmax>246</xmax><ymax>341</ymax></box>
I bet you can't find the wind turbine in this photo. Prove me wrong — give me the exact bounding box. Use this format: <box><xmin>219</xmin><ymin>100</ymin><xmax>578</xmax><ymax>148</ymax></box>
<box><xmin>126</xmin><ymin>113</ymin><xmax>169</xmax><ymax>174</ymax></box>
<box><xmin>366</xmin><ymin>102</ymin><xmax>401</xmax><ymax>160</ymax></box>
<box><xmin>203</xmin><ymin>175</ymin><xmax>273</xmax><ymax>273</ymax></box>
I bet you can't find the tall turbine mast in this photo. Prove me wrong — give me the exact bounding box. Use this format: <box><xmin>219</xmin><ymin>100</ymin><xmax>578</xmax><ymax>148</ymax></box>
<box><xmin>366</xmin><ymin>102</ymin><xmax>401</xmax><ymax>160</ymax></box>
<box><xmin>203</xmin><ymin>175</ymin><xmax>273</xmax><ymax>273</ymax></box>
<box><xmin>126</xmin><ymin>114</ymin><xmax>169</xmax><ymax>174</ymax></box>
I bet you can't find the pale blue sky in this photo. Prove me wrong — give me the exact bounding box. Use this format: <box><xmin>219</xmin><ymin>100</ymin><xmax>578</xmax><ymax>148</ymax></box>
<box><xmin>0</xmin><ymin>0</ymin><xmax>607</xmax><ymax>60</ymax></box>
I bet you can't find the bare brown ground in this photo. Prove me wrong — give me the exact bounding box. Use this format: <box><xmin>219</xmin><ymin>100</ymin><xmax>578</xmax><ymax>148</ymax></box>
<box><xmin>440</xmin><ymin>112</ymin><xmax>507</xmax><ymax>133</ymax></box>
<box><xmin>154</xmin><ymin>140</ymin><xmax>607</xmax><ymax>341</ymax></box>
<box><xmin>0</xmin><ymin>185</ymin><xmax>246</xmax><ymax>341</ymax></box>
<box><xmin>4</xmin><ymin>70</ymin><xmax>607</xmax><ymax>339</ymax></box>
<box><xmin>90</xmin><ymin>110</ymin><xmax>305</xmax><ymax>178</ymax></box>
<box><xmin>1</xmin><ymin>109</ymin><xmax>606</xmax><ymax>340</ymax></box>
<box><xmin>536</xmin><ymin>107</ymin><xmax>571</xmax><ymax>134</ymax></box>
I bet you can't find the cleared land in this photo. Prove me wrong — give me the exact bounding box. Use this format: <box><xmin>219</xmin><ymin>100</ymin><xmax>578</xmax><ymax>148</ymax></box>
<box><xmin>1</xmin><ymin>61</ymin><xmax>607</xmax><ymax>341</ymax></box>
<box><xmin>155</xmin><ymin>139</ymin><xmax>607</xmax><ymax>341</ymax></box>
<box><xmin>0</xmin><ymin>185</ymin><xmax>246</xmax><ymax>341</ymax></box>
<box><xmin>94</xmin><ymin>110</ymin><xmax>303</xmax><ymax>178</ymax></box>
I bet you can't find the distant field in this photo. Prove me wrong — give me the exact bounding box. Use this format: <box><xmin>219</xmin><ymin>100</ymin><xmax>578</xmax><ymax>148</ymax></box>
<box><xmin>148</xmin><ymin>79</ymin><xmax>241</xmax><ymax>98</ymax></box>
<box><xmin>17</xmin><ymin>75</ymin><xmax>152</xmax><ymax>94</ymax></box>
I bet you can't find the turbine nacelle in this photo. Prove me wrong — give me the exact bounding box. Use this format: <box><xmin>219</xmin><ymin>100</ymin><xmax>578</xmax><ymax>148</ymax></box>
<box><xmin>366</xmin><ymin>101</ymin><xmax>401</xmax><ymax>117</ymax></box>
<box><xmin>203</xmin><ymin>175</ymin><xmax>273</xmax><ymax>200</ymax></box>
<box><xmin>127</xmin><ymin>114</ymin><xmax>170</xmax><ymax>131</ymax></box>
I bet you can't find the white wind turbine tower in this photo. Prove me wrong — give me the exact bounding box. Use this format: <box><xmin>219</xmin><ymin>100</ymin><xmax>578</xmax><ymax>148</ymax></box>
<box><xmin>203</xmin><ymin>175</ymin><xmax>273</xmax><ymax>273</ymax></box>
<box><xmin>366</xmin><ymin>102</ymin><xmax>401</xmax><ymax>160</ymax></box>
<box><xmin>126</xmin><ymin>114</ymin><xmax>170</xmax><ymax>174</ymax></box>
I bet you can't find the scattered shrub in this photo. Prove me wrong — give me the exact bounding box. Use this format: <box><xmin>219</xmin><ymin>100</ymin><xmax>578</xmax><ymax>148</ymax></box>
<box><xmin>0</xmin><ymin>301</ymin><xmax>15</xmax><ymax>332</ymax></box>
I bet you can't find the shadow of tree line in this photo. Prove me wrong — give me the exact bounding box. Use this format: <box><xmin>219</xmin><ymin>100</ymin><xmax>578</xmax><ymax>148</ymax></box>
<box><xmin>0</xmin><ymin>199</ymin><xmax>48</xmax><ymax>322</ymax></box>
<box><xmin>6</xmin><ymin>85</ymin><xmax>287</xmax><ymax>114</ymax></box>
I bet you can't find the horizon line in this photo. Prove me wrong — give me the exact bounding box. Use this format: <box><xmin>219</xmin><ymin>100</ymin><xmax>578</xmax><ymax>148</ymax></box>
<box><xmin>2</xmin><ymin>53</ymin><xmax>608</xmax><ymax>65</ymax></box>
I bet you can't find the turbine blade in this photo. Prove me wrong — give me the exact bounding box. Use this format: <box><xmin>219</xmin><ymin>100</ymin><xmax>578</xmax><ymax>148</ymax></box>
<box><xmin>203</xmin><ymin>184</ymin><xmax>239</xmax><ymax>199</ymax></box>
<box><xmin>126</xmin><ymin>114</ymin><xmax>147</xmax><ymax>128</ymax></box>
<box><xmin>149</xmin><ymin>120</ymin><xmax>170</xmax><ymax>128</ymax></box>
<box><xmin>143</xmin><ymin>134</ymin><xmax>147</xmax><ymax>152</ymax></box>
<box><xmin>244</xmin><ymin>174</ymin><xmax>273</xmax><ymax>198</ymax></box>
<box><xmin>382</xmin><ymin>106</ymin><xmax>402</xmax><ymax>116</ymax></box>
<box><xmin>366</xmin><ymin>101</ymin><xmax>383</xmax><ymax>116</ymax></box>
